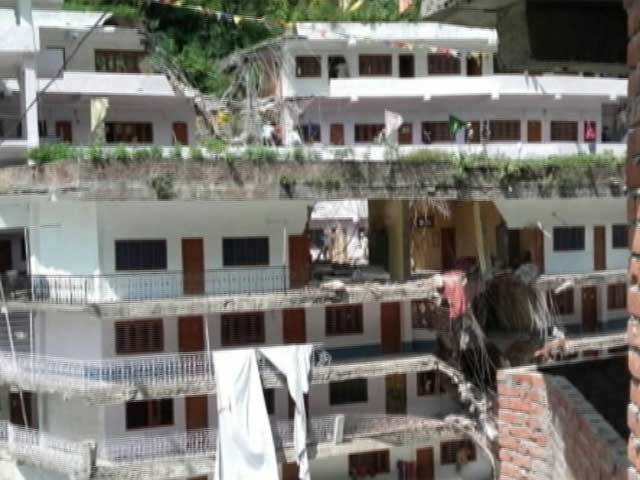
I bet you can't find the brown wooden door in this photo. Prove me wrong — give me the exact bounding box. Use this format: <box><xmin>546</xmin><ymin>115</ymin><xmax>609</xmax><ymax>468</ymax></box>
<box><xmin>179</xmin><ymin>316</ymin><xmax>205</xmax><ymax>352</ymax></box>
<box><xmin>185</xmin><ymin>395</ymin><xmax>208</xmax><ymax>430</ymax></box>
<box><xmin>527</xmin><ymin>120</ymin><xmax>542</xmax><ymax>142</ymax></box>
<box><xmin>182</xmin><ymin>238</ymin><xmax>204</xmax><ymax>295</ymax></box>
<box><xmin>282</xmin><ymin>463</ymin><xmax>299</xmax><ymax>480</ymax></box>
<box><xmin>289</xmin><ymin>234</ymin><xmax>310</xmax><ymax>289</ymax></box>
<box><xmin>581</xmin><ymin>286</ymin><xmax>598</xmax><ymax>332</ymax></box>
<box><xmin>594</xmin><ymin>225</ymin><xmax>606</xmax><ymax>271</ymax></box>
<box><xmin>330</xmin><ymin>123</ymin><xmax>345</xmax><ymax>146</ymax></box>
<box><xmin>172</xmin><ymin>122</ymin><xmax>189</xmax><ymax>145</ymax></box>
<box><xmin>380</xmin><ymin>302</ymin><xmax>402</xmax><ymax>354</ymax></box>
<box><xmin>385</xmin><ymin>373</ymin><xmax>407</xmax><ymax>415</ymax></box>
<box><xmin>466</xmin><ymin>56</ymin><xmax>482</xmax><ymax>76</ymax></box>
<box><xmin>399</xmin><ymin>54</ymin><xmax>415</xmax><ymax>77</ymax></box>
<box><xmin>416</xmin><ymin>447</ymin><xmax>435</xmax><ymax>480</ymax></box>
<box><xmin>283</xmin><ymin>308</ymin><xmax>306</xmax><ymax>344</ymax></box>
<box><xmin>441</xmin><ymin>228</ymin><xmax>456</xmax><ymax>270</ymax></box>
<box><xmin>398</xmin><ymin>123</ymin><xmax>413</xmax><ymax>145</ymax></box>
<box><xmin>55</xmin><ymin>121</ymin><xmax>72</xmax><ymax>143</ymax></box>
<box><xmin>10</xmin><ymin>391</ymin><xmax>34</xmax><ymax>428</ymax></box>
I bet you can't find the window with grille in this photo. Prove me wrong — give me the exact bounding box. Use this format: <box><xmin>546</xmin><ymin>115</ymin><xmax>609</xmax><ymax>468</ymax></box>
<box><xmin>354</xmin><ymin>124</ymin><xmax>385</xmax><ymax>143</ymax></box>
<box><xmin>489</xmin><ymin>120</ymin><xmax>521</xmax><ymax>141</ymax></box>
<box><xmin>325</xmin><ymin>304</ymin><xmax>363</xmax><ymax>335</ymax></box>
<box><xmin>115</xmin><ymin>240</ymin><xmax>167</xmax><ymax>271</ymax></box>
<box><xmin>427</xmin><ymin>53</ymin><xmax>461</xmax><ymax>74</ymax></box>
<box><xmin>126</xmin><ymin>399</ymin><xmax>173</xmax><ymax>429</ymax></box>
<box><xmin>95</xmin><ymin>50</ymin><xmax>143</xmax><ymax>73</ymax></box>
<box><xmin>105</xmin><ymin>122</ymin><xmax>153</xmax><ymax>143</ymax></box>
<box><xmin>359</xmin><ymin>55</ymin><xmax>392</xmax><ymax>76</ymax></box>
<box><xmin>440</xmin><ymin>440</ymin><xmax>476</xmax><ymax>465</ymax></box>
<box><xmin>550</xmin><ymin>121</ymin><xmax>578</xmax><ymax>141</ymax></box>
<box><xmin>222</xmin><ymin>237</ymin><xmax>269</xmax><ymax>266</ymax></box>
<box><xmin>329</xmin><ymin>378</ymin><xmax>368</xmax><ymax>405</ymax></box>
<box><xmin>417</xmin><ymin>371</ymin><xmax>451</xmax><ymax>396</ymax></box>
<box><xmin>348</xmin><ymin>450</ymin><xmax>390</xmax><ymax>476</ymax></box>
<box><xmin>301</xmin><ymin>124</ymin><xmax>321</xmax><ymax>143</ymax></box>
<box><xmin>612</xmin><ymin>224</ymin><xmax>628</xmax><ymax>249</ymax></box>
<box><xmin>421</xmin><ymin>121</ymin><xmax>451</xmax><ymax>143</ymax></box>
<box><xmin>295</xmin><ymin>56</ymin><xmax>321</xmax><ymax>77</ymax></box>
<box><xmin>607</xmin><ymin>283</ymin><xmax>626</xmax><ymax>310</ymax></box>
<box><xmin>553</xmin><ymin>227</ymin><xmax>585</xmax><ymax>251</ymax></box>
<box><xmin>221</xmin><ymin>312</ymin><xmax>265</xmax><ymax>346</ymax></box>
<box><xmin>264</xmin><ymin>389</ymin><xmax>275</xmax><ymax>415</ymax></box>
<box><xmin>547</xmin><ymin>289</ymin><xmax>574</xmax><ymax>315</ymax></box>
<box><xmin>115</xmin><ymin>319</ymin><xmax>163</xmax><ymax>354</ymax></box>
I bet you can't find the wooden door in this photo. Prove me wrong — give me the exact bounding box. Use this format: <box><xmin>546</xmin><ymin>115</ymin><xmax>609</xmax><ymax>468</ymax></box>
<box><xmin>441</xmin><ymin>228</ymin><xmax>456</xmax><ymax>270</ymax></box>
<box><xmin>55</xmin><ymin>121</ymin><xmax>72</xmax><ymax>143</ymax></box>
<box><xmin>0</xmin><ymin>240</ymin><xmax>12</xmax><ymax>272</ymax></box>
<box><xmin>172</xmin><ymin>122</ymin><xmax>189</xmax><ymax>145</ymax></box>
<box><xmin>399</xmin><ymin>54</ymin><xmax>415</xmax><ymax>78</ymax></box>
<box><xmin>380</xmin><ymin>302</ymin><xmax>402</xmax><ymax>354</ymax></box>
<box><xmin>527</xmin><ymin>120</ymin><xmax>542</xmax><ymax>143</ymax></box>
<box><xmin>398</xmin><ymin>123</ymin><xmax>413</xmax><ymax>145</ymax></box>
<box><xmin>282</xmin><ymin>463</ymin><xmax>299</xmax><ymax>480</ymax></box>
<box><xmin>330</xmin><ymin>123</ymin><xmax>345</xmax><ymax>146</ymax></box>
<box><xmin>288</xmin><ymin>234</ymin><xmax>310</xmax><ymax>289</ymax></box>
<box><xmin>179</xmin><ymin>316</ymin><xmax>205</xmax><ymax>352</ymax></box>
<box><xmin>182</xmin><ymin>238</ymin><xmax>204</xmax><ymax>295</ymax></box>
<box><xmin>416</xmin><ymin>447</ymin><xmax>435</xmax><ymax>480</ymax></box>
<box><xmin>466</xmin><ymin>56</ymin><xmax>482</xmax><ymax>76</ymax></box>
<box><xmin>185</xmin><ymin>395</ymin><xmax>208</xmax><ymax>431</ymax></box>
<box><xmin>594</xmin><ymin>225</ymin><xmax>606</xmax><ymax>271</ymax></box>
<box><xmin>10</xmin><ymin>391</ymin><xmax>34</xmax><ymax>428</ymax></box>
<box><xmin>581</xmin><ymin>286</ymin><xmax>598</xmax><ymax>332</ymax></box>
<box><xmin>385</xmin><ymin>373</ymin><xmax>407</xmax><ymax>415</ymax></box>
<box><xmin>283</xmin><ymin>308</ymin><xmax>306</xmax><ymax>344</ymax></box>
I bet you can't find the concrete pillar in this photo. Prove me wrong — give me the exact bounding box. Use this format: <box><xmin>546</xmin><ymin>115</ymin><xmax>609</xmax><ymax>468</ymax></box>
<box><xmin>482</xmin><ymin>53</ymin><xmax>494</xmax><ymax>75</ymax></box>
<box><xmin>90</xmin><ymin>97</ymin><xmax>109</xmax><ymax>144</ymax></box>
<box><xmin>16</xmin><ymin>0</ymin><xmax>33</xmax><ymax>27</ymax></box>
<box><xmin>368</xmin><ymin>199</ymin><xmax>411</xmax><ymax>281</ymax></box>
<box><xmin>19</xmin><ymin>56</ymin><xmax>39</xmax><ymax>148</ymax></box>
<box><xmin>459</xmin><ymin>52</ymin><xmax>467</xmax><ymax>76</ymax></box>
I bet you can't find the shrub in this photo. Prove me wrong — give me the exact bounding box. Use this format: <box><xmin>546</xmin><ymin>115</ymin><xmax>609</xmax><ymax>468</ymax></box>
<box><xmin>133</xmin><ymin>148</ymin><xmax>152</xmax><ymax>162</ymax></box>
<box><xmin>204</xmin><ymin>138</ymin><xmax>227</xmax><ymax>155</ymax></box>
<box><xmin>149</xmin><ymin>146</ymin><xmax>163</xmax><ymax>160</ymax></box>
<box><xmin>112</xmin><ymin>145</ymin><xmax>131</xmax><ymax>164</ymax></box>
<box><xmin>190</xmin><ymin>146</ymin><xmax>205</xmax><ymax>162</ymax></box>
<box><xmin>28</xmin><ymin>143</ymin><xmax>75</xmax><ymax>165</ymax></box>
<box><xmin>88</xmin><ymin>145</ymin><xmax>108</xmax><ymax>167</ymax></box>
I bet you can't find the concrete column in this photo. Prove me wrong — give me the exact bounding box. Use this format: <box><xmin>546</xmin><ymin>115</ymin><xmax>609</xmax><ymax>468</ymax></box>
<box><xmin>459</xmin><ymin>52</ymin><xmax>467</xmax><ymax>76</ymax></box>
<box><xmin>90</xmin><ymin>97</ymin><xmax>109</xmax><ymax>144</ymax></box>
<box><xmin>368</xmin><ymin>199</ymin><xmax>411</xmax><ymax>281</ymax></box>
<box><xmin>19</xmin><ymin>56</ymin><xmax>39</xmax><ymax>148</ymax></box>
<box><xmin>482</xmin><ymin>53</ymin><xmax>494</xmax><ymax>75</ymax></box>
<box><xmin>16</xmin><ymin>0</ymin><xmax>33</xmax><ymax>27</ymax></box>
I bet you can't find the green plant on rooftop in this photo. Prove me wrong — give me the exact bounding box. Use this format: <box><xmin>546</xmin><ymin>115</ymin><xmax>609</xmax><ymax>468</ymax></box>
<box><xmin>28</xmin><ymin>143</ymin><xmax>77</xmax><ymax>166</ymax></box>
<box><xmin>149</xmin><ymin>173</ymin><xmax>176</xmax><ymax>200</ymax></box>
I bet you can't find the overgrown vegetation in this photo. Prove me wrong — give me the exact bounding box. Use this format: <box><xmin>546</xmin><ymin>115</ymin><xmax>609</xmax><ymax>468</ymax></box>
<box><xmin>64</xmin><ymin>0</ymin><xmax>418</xmax><ymax>93</ymax></box>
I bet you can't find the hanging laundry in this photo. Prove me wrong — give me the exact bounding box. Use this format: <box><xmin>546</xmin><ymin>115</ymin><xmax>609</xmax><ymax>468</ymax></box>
<box><xmin>442</xmin><ymin>271</ymin><xmax>468</xmax><ymax>319</ymax></box>
<box><xmin>213</xmin><ymin>349</ymin><xmax>279</xmax><ymax>480</ymax></box>
<box><xmin>260</xmin><ymin>344</ymin><xmax>314</xmax><ymax>480</ymax></box>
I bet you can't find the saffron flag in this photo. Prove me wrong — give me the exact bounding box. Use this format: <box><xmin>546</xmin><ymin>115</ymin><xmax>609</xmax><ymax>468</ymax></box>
<box><xmin>449</xmin><ymin>115</ymin><xmax>466</xmax><ymax>137</ymax></box>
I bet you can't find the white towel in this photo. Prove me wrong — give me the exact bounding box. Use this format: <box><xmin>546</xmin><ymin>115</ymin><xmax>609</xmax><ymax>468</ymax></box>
<box><xmin>213</xmin><ymin>349</ymin><xmax>279</xmax><ymax>480</ymax></box>
<box><xmin>260</xmin><ymin>344</ymin><xmax>314</xmax><ymax>480</ymax></box>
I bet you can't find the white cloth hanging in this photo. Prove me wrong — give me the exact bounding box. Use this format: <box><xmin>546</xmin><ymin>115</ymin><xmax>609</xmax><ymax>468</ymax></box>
<box><xmin>259</xmin><ymin>344</ymin><xmax>314</xmax><ymax>480</ymax></box>
<box><xmin>213</xmin><ymin>349</ymin><xmax>279</xmax><ymax>480</ymax></box>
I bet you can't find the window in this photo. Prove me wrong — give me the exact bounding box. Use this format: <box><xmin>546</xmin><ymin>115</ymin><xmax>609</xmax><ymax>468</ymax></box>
<box><xmin>126</xmin><ymin>399</ymin><xmax>173</xmax><ymax>429</ymax></box>
<box><xmin>301</xmin><ymin>124</ymin><xmax>321</xmax><ymax>143</ymax></box>
<box><xmin>105</xmin><ymin>122</ymin><xmax>153</xmax><ymax>143</ymax></box>
<box><xmin>489</xmin><ymin>120</ymin><xmax>521</xmax><ymax>141</ymax></box>
<box><xmin>612</xmin><ymin>224</ymin><xmax>628</xmax><ymax>249</ymax></box>
<box><xmin>263</xmin><ymin>389</ymin><xmax>275</xmax><ymax>415</ymax></box>
<box><xmin>326</xmin><ymin>304</ymin><xmax>363</xmax><ymax>335</ymax></box>
<box><xmin>354</xmin><ymin>124</ymin><xmax>384</xmax><ymax>143</ymax></box>
<box><xmin>417</xmin><ymin>371</ymin><xmax>451</xmax><ymax>396</ymax></box>
<box><xmin>550</xmin><ymin>121</ymin><xmax>578</xmax><ymax>141</ymax></box>
<box><xmin>328</xmin><ymin>56</ymin><xmax>349</xmax><ymax>79</ymax></box>
<box><xmin>95</xmin><ymin>50</ymin><xmax>143</xmax><ymax>73</ymax></box>
<box><xmin>547</xmin><ymin>289</ymin><xmax>574</xmax><ymax>315</ymax></box>
<box><xmin>115</xmin><ymin>319</ymin><xmax>164</xmax><ymax>354</ymax></box>
<box><xmin>553</xmin><ymin>227</ymin><xmax>585</xmax><ymax>251</ymax></box>
<box><xmin>359</xmin><ymin>55</ymin><xmax>392</xmax><ymax>76</ymax></box>
<box><xmin>348</xmin><ymin>450</ymin><xmax>390</xmax><ymax>476</ymax></box>
<box><xmin>115</xmin><ymin>240</ymin><xmax>167</xmax><ymax>271</ymax></box>
<box><xmin>607</xmin><ymin>283</ymin><xmax>626</xmax><ymax>310</ymax></box>
<box><xmin>428</xmin><ymin>53</ymin><xmax>461</xmax><ymax>74</ymax></box>
<box><xmin>222</xmin><ymin>237</ymin><xmax>269</xmax><ymax>266</ymax></box>
<box><xmin>440</xmin><ymin>440</ymin><xmax>476</xmax><ymax>465</ymax></box>
<box><xmin>221</xmin><ymin>312</ymin><xmax>265</xmax><ymax>346</ymax></box>
<box><xmin>295</xmin><ymin>56</ymin><xmax>321</xmax><ymax>77</ymax></box>
<box><xmin>329</xmin><ymin>379</ymin><xmax>368</xmax><ymax>405</ymax></box>
<box><xmin>421</xmin><ymin>121</ymin><xmax>451</xmax><ymax>143</ymax></box>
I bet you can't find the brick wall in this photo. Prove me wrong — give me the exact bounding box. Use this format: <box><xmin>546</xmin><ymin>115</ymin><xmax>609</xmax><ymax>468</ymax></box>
<box><xmin>630</xmin><ymin>0</ymin><xmax>640</xmax><ymax>478</ymax></box>
<box><xmin>497</xmin><ymin>369</ymin><xmax>628</xmax><ymax>480</ymax></box>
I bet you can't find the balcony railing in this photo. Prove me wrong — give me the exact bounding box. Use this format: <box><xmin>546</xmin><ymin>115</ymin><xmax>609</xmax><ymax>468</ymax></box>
<box><xmin>4</xmin><ymin>267</ymin><xmax>292</xmax><ymax>304</ymax></box>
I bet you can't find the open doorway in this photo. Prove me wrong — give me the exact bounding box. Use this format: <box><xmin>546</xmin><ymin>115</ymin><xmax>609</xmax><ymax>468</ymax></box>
<box><xmin>0</xmin><ymin>228</ymin><xmax>29</xmax><ymax>299</ymax></box>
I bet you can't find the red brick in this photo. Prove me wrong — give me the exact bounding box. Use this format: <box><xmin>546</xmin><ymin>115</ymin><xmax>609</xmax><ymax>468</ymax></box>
<box><xmin>630</xmin><ymin>350</ymin><xmax>640</xmax><ymax>379</ymax></box>
<box><xmin>497</xmin><ymin>384</ymin><xmax>523</xmax><ymax>398</ymax></box>
<box><xmin>629</xmin><ymin>196</ymin><xmax>640</xmax><ymax>223</ymax></box>
<box><xmin>630</xmin><ymin>321</ymin><xmax>640</xmax><ymax>349</ymax></box>
<box><xmin>631</xmin><ymin>258</ymin><xmax>640</xmax><ymax>285</ymax></box>
<box><xmin>499</xmin><ymin>410</ymin><xmax>525</xmax><ymax>425</ymax></box>
<box><xmin>631</xmin><ymin>224</ymin><xmax>640</xmax><ymax>254</ymax></box>
<box><xmin>630</xmin><ymin>287</ymin><xmax>640</xmax><ymax>317</ymax></box>
<box><xmin>631</xmin><ymin>2</ymin><xmax>640</xmax><ymax>37</ymax></box>
<box><xmin>499</xmin><ymin>461</ymin><xmax>522</xmax><ymax>479</ymax></box>
<box><xmin>629</xmin><ymin>159</ymin><xmax>640</xmax><ymax>189</ymax></box>
<box><xmin>630</xmin><ymin>405</ymin><xmax>640</xmax><ymax>437</ymax></box>
<box><xmin>629</xmin><ymin>435</ymin><xmax>640</xmax><ymax>471</ymax></box>
<box><xmin>632</xmin><ymin>379</ymin><xmax>640</xmax><ymax>406</ymax></box>
<box><xmin>630</xmin><ymin>34</ymin><xmax>640</xmax><ymax>68</ymax></box>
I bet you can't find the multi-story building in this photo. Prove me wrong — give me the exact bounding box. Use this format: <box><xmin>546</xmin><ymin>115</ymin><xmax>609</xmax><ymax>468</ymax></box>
<box><xmin>0</xmin><ymin>0</ymin><xmax>197</xmax><ymax>162</ymax></box>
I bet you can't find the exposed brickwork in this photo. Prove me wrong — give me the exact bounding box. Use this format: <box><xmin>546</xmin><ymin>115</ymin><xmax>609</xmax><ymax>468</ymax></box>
<box><xmin>497</xmin><ymin>369</ymin><xmax>628</xmax><ymax>480</ymax></box>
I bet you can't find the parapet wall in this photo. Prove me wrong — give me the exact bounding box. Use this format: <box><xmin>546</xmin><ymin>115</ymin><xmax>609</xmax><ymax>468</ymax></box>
<box><xmin>497</xmin><ymin>369</ymin><xmax>628</xmax><ymax>480</ymax></box>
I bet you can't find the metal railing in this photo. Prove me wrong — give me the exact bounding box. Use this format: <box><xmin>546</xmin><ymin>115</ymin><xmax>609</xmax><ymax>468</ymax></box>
<box><xmin>4</xmin><ymin>266</ymin><xmax>292</xmax><ymax>304</ymax></box>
